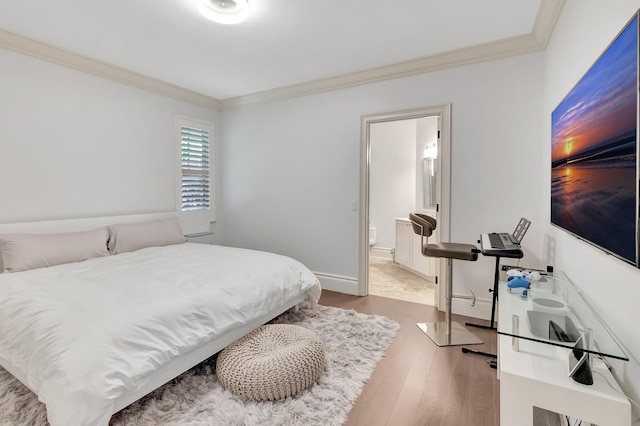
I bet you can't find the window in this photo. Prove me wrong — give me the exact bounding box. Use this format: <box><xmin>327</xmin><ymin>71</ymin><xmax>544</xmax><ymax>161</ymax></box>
<box><xmin>176</xmin><ymin>117</ymin><xmax>214</xmax><ymax>229</ymax></box>
<box><xmin>181</xmin><ymin>125</ymin><xmax>210</xmax><ymax>211</ymax></box>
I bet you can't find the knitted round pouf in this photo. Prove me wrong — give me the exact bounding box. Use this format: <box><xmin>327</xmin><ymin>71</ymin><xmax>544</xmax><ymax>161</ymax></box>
<box><xmin>216</xmin><ymin>324</ymin><xmax>325</xmax><ymax>401</ymax></box>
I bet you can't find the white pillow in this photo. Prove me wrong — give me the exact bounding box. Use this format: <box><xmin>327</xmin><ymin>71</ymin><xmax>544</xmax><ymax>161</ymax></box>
<box><xmin>0</xmin><ymin>228</ymin><xmax>110</xmax><ymax>273</ymax></box>
<box><xmin>107</xmin><ymin>217</ymin><xmax>186</xmax><ymax>255</ymax></box>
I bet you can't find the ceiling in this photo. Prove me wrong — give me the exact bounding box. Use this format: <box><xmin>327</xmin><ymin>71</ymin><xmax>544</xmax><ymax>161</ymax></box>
<box><xmin>0</xmin><ymin>0</ymin><xmax>562</xmax><ymax>106</ymax></box>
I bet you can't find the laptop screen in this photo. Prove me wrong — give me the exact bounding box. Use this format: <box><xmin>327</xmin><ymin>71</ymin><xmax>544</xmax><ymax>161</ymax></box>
<box><xmin>512</xmin><ymin>218</ymin><xmax>531</xmax><ymax>244</ymax></box>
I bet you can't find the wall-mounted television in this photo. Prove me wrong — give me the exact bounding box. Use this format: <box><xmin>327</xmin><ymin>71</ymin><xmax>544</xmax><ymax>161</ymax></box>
<box><xmin>551</xmin><ymin>11</ymin><xmax>639</xmax><ymax>266</ymax></box>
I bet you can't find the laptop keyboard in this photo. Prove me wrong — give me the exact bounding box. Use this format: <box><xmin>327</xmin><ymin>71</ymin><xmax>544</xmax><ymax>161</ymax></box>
<box><xmin>488</xmin><ymin>233</ymin><xmax>505</xmax><ymax>249</ymax></box>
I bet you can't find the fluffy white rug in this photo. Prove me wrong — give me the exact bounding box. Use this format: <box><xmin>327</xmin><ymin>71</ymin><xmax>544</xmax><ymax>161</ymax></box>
<box><xmin>0</xmin><ymin>302</ymin><xmax>399</xmax><ymax>425</ymax></box>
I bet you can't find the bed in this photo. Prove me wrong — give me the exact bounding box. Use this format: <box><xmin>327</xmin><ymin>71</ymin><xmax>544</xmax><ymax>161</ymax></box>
<box><xmin>0</xmin><ymin>213</ymin><xmax>321</xmax><ymax>425</ymax></box>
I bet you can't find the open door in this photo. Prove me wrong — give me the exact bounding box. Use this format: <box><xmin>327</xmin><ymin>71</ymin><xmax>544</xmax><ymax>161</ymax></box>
<box><xmin>359</xmin><ymin>105</ymin><xmax>452</xmax><ymax>310</ymax></box>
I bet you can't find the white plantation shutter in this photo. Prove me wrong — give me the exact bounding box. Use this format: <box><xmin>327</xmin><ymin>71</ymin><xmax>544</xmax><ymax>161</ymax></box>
<box><xmin>180</xmin><ymin>124</ymin><xmax>211</xmax><ymax>212</ymax></box>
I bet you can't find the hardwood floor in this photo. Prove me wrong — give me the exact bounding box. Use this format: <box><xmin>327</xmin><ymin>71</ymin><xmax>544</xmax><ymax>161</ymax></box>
<box><xmin>318</xmin><ymin>291</ymin><xmax>500</xmax><ymax>426</ymax></box>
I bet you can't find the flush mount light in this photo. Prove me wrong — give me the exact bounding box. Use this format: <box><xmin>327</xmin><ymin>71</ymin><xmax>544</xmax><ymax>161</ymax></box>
<box><xmin>199</xmin><ymin>0</ymin><xmax>249</xmax><ymax>25</ymax></box>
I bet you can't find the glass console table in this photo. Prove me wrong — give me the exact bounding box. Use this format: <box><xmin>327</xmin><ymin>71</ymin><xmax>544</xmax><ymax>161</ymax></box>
<box><xmin>497</xmin><ymin>268</ymin><xmax>631</xmax><ymax>425</ymax></box>
<box><xmin>497</xmin><ymin>269</ymin><xmax>628</xmax><ymax>363</ymax></box>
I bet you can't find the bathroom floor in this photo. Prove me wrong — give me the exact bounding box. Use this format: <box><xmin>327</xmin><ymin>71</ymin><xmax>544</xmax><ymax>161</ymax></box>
<box><xmin>368</xmin><ymin>257</ymin><xmax>436</xmax><ymax>305</ymax></box>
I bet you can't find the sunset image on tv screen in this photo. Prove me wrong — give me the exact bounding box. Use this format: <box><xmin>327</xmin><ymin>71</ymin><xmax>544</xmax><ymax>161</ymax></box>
<box><xmin>551</xmin><ymin>15</ymin><xmax>638</xmax><ymax>264</ymax></box>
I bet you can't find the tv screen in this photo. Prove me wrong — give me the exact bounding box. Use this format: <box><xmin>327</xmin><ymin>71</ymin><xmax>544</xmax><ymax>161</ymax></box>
<box><xmin>551</xmin><ymin>13</ymin><xmax>639</xmax><ymax>266</ymax></box>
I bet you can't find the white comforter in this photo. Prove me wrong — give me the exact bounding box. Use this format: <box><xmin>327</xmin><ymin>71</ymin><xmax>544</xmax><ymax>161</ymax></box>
<box><xmin>0</xmin><ymin>243</ymin><xmax>321</xmax><ymax>425</ymax></box>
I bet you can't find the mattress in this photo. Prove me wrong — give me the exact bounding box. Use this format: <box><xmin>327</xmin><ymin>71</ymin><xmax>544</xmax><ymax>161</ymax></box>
<box><xmin>0</xmin><ymin>243</ymin><xmax>321</xmax><ymax>425</ymax></box>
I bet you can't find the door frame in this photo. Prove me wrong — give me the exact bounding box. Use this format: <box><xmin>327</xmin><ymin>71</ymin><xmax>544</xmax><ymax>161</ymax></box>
<box><xmin>358</xmin><ymin>104</ymin><xmax>452</xmax><ymax>310</ymax></box>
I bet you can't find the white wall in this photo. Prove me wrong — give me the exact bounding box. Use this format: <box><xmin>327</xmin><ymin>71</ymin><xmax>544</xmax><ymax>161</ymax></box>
<box><xmin>0</xmin><ymin>48</ymin><xmax>216</xmax><ymax>224</ymax></box>
<box><xmin>369</xmin><ymin>119</ymin><xmax>416</xmax><ymax>251</ymax></box>
<box><xmin>218</xmin><ymin>52</ymin><xmax>545</xmax><ymax>312</ymax></box>
<box><xmin>543</xmin><ymin>0</ymin><xmax>640</xmax><ymax>421</ymax></box>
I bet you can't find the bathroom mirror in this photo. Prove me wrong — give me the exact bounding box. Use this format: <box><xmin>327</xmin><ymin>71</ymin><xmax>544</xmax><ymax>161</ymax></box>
<box><xmin>422</xmin><ymin>144</ymin><xmax>437</xmax><ymax>209</ymax></box>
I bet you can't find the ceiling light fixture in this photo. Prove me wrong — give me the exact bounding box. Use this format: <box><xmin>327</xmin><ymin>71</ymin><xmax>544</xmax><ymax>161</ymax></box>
<box><xmin>198</xmin><ymin>0</ymin><xmax>249</xmax><ymax>25</ymax></box>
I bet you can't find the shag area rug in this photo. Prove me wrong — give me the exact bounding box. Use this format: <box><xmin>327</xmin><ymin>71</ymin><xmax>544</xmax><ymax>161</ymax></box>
<box><xmin>0</xmin><ymin>302</ymin><xmax>399</xmax><ymax>426</ymax></box>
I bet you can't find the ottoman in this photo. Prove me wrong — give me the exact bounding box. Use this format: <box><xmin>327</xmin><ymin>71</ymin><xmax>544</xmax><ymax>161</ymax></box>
<box><xmin>216</xmin><ymin>324</ymin><xmax>326</xmax><ymax>401</ymax></box>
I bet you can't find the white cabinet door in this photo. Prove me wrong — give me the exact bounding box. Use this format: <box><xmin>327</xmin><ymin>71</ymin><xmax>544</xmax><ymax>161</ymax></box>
<box><xmin>411</xmin><ymin>233</ymin><xmax>430</xmax><ymax>275</ymax></box>
<box><xmin>395</xmin><ymin>220</ymin><xmax>411</xmax><ymax>268</ymax></box>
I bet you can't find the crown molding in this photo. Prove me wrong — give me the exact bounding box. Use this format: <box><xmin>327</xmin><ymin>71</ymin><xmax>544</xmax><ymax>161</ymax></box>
<box><xmin>220</xmin><ymin>33</ymin><xmax>542</xmax><ymax>110</ymax></box>
<box><xmin>0</xmin><ymin>28</ymin><xmax>220</xmax><ymax>110</ymax></box>
<box><xmin>0</xmin><ymin>0</ymin><xmax>564</xmax><ymax>112</ymax></box>
<box><xmin>220</xmin><ymin>0</ymin><xmax>565</xmax><ymax>110</ymax></box>
<box><xmin>532</xmin><ymin>0</ymin><xmax>566</xmax><ymax>47</ymax></box>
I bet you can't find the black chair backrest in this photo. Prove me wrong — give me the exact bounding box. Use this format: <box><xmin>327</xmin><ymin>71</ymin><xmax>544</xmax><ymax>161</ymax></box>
<box><xmin>409</xmin><ymin>213</ymin><xmax>437</xmax><ymax>238</ymax></box>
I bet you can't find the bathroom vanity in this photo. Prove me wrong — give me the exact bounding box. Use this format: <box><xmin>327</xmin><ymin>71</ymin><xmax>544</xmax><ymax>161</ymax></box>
<box><xmin>394</xmin><ymin>217</ymin><xmax>435</xmax><ymax>279</ymax></box>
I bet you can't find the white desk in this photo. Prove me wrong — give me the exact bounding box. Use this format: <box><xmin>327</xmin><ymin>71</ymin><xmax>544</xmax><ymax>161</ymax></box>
<box><xmin>497</xmin><ymin>272</ymin><xmax>631</xmax><ymax>425</ymax></box>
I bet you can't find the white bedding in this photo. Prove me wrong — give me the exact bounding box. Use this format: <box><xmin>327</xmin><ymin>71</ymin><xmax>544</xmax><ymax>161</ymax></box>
<box><xmin>0</xmin><ymin>243</ymin><xmax>321</xmax><ymax>425</ymax></box>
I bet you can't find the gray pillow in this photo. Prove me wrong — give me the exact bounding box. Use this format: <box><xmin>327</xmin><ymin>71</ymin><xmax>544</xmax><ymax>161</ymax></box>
<box><xmin>0</xmin><ymin>228</ymin><xmax>110</xmax><ymax>273</ymax></box>
<box><xmin>107</xmin><ymin>217</ymin><xmax>186</xmax><ymax>255</ymax></box>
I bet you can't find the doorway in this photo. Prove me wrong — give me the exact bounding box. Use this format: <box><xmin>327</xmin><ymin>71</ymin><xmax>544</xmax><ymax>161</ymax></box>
<box><xmin>358</xmin><ymin>105</ymin><xmax>452</xmax><ymax>309</ymax></box>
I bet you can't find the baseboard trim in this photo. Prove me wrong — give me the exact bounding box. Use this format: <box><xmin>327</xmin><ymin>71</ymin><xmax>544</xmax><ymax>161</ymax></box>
<box><xmin>369</xmin><ymin>247</ymin><xmax>393</xmax><ymax>260</ymax></box>
<box><xmin>452</xmin><ymin>297</ymin><xmax>494</xmax><ymax>322</ymax></box>
<box><xmin>313</xmin><ymin>270</ymin><xmax>495</xmax><ymax>319</ymax></box>
<box><xmin>314</xmin><ymin>272</ymin><xmax>360</xmax><ymax>296</ymax></box>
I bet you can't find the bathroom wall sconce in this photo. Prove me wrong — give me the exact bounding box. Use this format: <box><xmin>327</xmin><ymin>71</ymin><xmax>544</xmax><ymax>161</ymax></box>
<box><xmin>199</xmin><ymin>0</ymin><xmax>249</xmax><ymax>25</ymax></box>
<box><xmin>423</xmin><ymin>144</ymin><xmax>438</xmax><ymax>159</ymax></box>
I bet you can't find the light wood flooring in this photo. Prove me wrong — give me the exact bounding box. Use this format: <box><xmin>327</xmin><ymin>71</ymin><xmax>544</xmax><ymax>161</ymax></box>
<box><xmin>318</xmin><ymin>290</ymin><xmax>499</xmax><ymax>426</ymax></box>
<box><xmin>368</xmin><ymin>257</ymin><xmax>436</xmax><ymax>306</ymax></box>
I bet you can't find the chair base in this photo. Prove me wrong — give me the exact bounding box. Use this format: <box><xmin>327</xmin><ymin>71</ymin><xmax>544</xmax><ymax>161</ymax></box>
<box><xmin>417</xmin><ymin>321</ymin><xmax>483</xmax><ymax>347</ymax></box>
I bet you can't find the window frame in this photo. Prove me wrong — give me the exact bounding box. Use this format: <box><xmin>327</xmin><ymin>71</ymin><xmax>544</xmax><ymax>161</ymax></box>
<box><xmin>175</xmin><ymin>116</ymin><xmax>215</xmax><ymax>226</ymax></box>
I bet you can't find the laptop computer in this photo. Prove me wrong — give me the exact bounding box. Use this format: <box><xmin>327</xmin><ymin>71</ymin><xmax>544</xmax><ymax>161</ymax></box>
<box><xmin>483</xmin><ymin>217</ymin><xmax>531</xmax><ymax>250</ymax></box>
